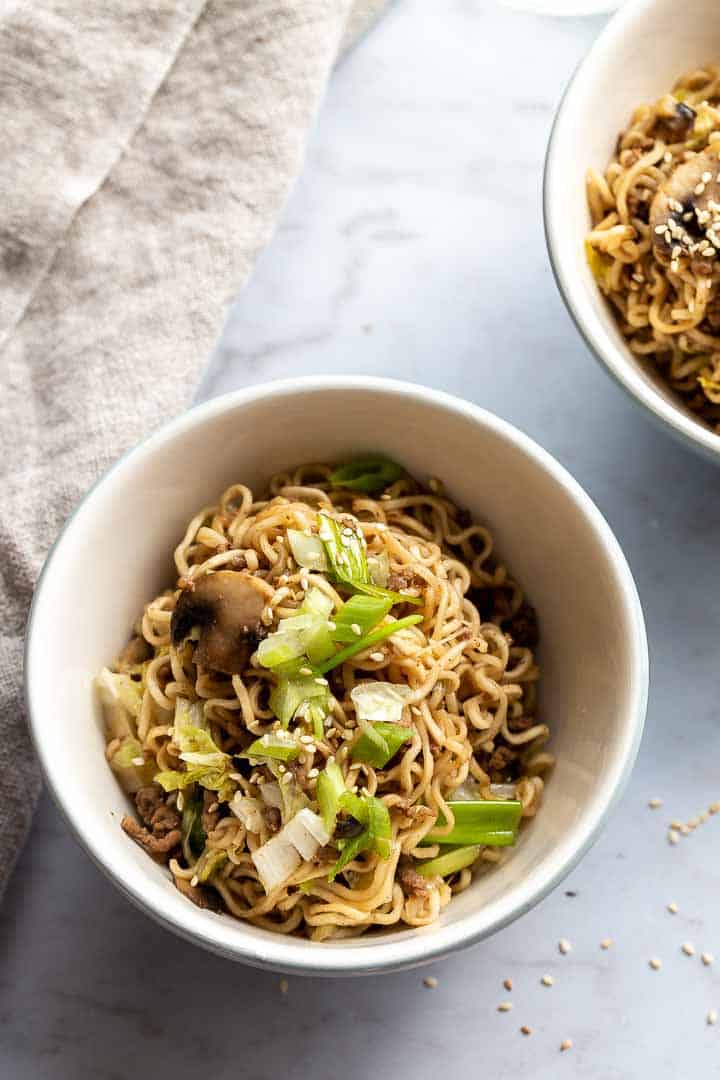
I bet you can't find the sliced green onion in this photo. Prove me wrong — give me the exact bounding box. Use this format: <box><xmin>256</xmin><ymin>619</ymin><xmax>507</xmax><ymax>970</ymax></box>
<box><xmin>307</xmin><ymin>702</ymin><xmax>326</xmax><ymax>741</ymax></box>
<box><xmin>257</xmin><ymin>629</ymin><xmax>305</xmax><ymax>670</ymax></box>
<box><xmin>300</xmin><ymin>588</ymin><xmax>334</xmax><ymax>620</ymax></box>
<box><xmin>416</xmin><ymin>845</ymin><xmax>480</xmax><ymax>878</ymax></box>
<box><xmin>329</xmin><ymin>457</ymin><xmax>404</xmax><ymax>493</ymax></box>
<box><xmin>351</xmin><ymin>721</ymin><xmax>414</xmax><ymax>768</ymax></box>
<box><xmin>424</xmin><ymin>800</ymin><xmax>522</xmax><ymax>846</ymax></box>
<box><xmin>351</xmin><ymin>580</ymin><xmax>423</xmax><ymax>607</ymax></box>
<box><xmin>287</xmin><ymin>529</ymin><xmax>329</xmax><ymax>571</ymax></box>
<box><xmin>328</xmin><ymin>829</ymin><xmax>371</xmax><ymax>882</ymax></box>
<box><xmin>269</xmin><ymin>676</ymin><xmax>328</xmax><ymax>728</ymax></box>
<box><xmin>332</xmin><ymin>594</ymin><xmax>392</xmax><ymax>642</ymax></box>
<box><xmin>240</xmin><ymin>734</ymin><xmax>299</xmax><ymax>762</ymax></box>
<box><xmin>196</xmin><ymin>848</ymin><xmax>228</xmax><ymax>883</ymax></box>
<box><xmin>315</xmin><ymin>614</ymin><xmax>423</xmax><ymax>674</ymax></box>
<box><xmin>181</xmin><ymin>788</ymin><xmax>206</xmax><ymax>862</ymax></box>
<box><xmin>318</xmin><ymin>512</ymin><xmax>369</xmax><ymax>585</ymax></box>
<box><xmin>316</xmin><ymin>761</ymin><xmax>346</xmax><ymax>835</ymax></box>
<box><xmin>365</xmin><ymin>795</ymin><xmax>392</xmax><ymax>858</ymax></box>
<box><xmin>338</xmin><ymin>790</ymin><xmax>368</xmax><ymax>824</ymax></box>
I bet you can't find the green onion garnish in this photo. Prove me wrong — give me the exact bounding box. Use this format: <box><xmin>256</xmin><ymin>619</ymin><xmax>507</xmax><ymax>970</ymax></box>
<box><xmin>351</xmin><ymin>720</ymin><xmax>414</xmax><ymax>768</ymax></box>
<box><xmin>329</xmin><ymin>457</ymin><xmax>404</xmax><ymax>493</ymax></box>
<box><xmin>316</xmin><ymin>762</ymin><xmax>346</xmax><ymax>835</ymax></box>
<box><xmin>180</xmin><ymin>789</ymin><xmax>206</xmax><ymax>862</ymax></box>
<box><xmin>416</xmin><ymin>845</ymin><xmax>481</xmax><ymax>878</ymax></box>
<box><xmin>314</xmin><ymin>614</ymin><xmax>423</xmax><ymax>674</ymax></box>
<box><xmin>239</xmin><ymin>734</ymin><xmax>300</xmax><ymax>762</ymax></box>
<box><xmin>332</xmin><ymin>594</ymin><xmax>392</xmax><ymax>642</ymax></box>
<box><xmin>423</xmin><ymin>800</ymin><xmax>522</xmax><ymax>846</ymax></box>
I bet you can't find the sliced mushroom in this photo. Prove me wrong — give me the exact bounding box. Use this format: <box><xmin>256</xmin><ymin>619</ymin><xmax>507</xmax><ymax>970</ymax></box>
<box><xmin>650</xmin><ymin>150</ymin><xmax>720</xmax><ymax>271</ymax></box>
<box><xmin>652</xmin><ymin>97</ymin><xmax>696</xmax><ymax>143</ymax></box>
<box><xmin>171</xmin><ymin>570</ymin><xmax>268</xmax><ymax>675</ymax></box>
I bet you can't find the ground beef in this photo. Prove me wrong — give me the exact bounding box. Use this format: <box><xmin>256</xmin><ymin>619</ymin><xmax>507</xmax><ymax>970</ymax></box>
<box><xmin>134</xmin><ymin>785</ymin><xmax>180</xmax><ymax>838</ymax></box>
<box><xmin>386</xmin><ymin>569</ymin><xmax>425</xmax><ymax>593</ymax></box>
<box><xmin>121</xmin><ymin>815</ymin><xmax>181</xmax><ymax>863</ymax></box>
<box><xmin>506</xmin><ymin>602</ymin><xmax>540</xmax><ymax>648</ymax></box>
<box><xmin>202</xmin><ymin>789</ymin><xmax>221</xmax><ymax>834</ymax></box>
<box><xmin>174</xmin><ymin>875</ymin><xmax>222</xmax><ymax>912</ymax></box>
<box><xmin>135</xmin><ymin>784</ymin><xmax>166</xmax><ymax>827</ymax></box>
<box><xmin>487</xmin><ymin>745</ymin><xmax>518</xmax><ymax>781</ymax></box>
<box><xmin>507</xmin><ymin>714</ymin><xmax>535</xmax><ymax>733</ymax></box>
<box><xmin>262</xmin><ymin>806</ymin><xmax>281</xmax><ymax>834</ymax></box>
<box><xmin>399</xmin><ymin>864</ymin><xmax>431</xmax><ymax>896</ymax></box>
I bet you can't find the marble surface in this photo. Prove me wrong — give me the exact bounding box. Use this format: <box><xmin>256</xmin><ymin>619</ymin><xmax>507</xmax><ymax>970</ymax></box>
<box><xmin>4</xmin><ymin>3</ymin><xmax>720</xmax><ymax>1077</ymax></box>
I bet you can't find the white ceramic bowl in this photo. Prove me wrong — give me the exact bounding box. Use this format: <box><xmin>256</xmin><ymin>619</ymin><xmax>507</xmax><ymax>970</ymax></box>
<box><xmin>545</xmin><ymin>0</ymin><xmax>720</xmax><ymax>463</ymax></box>
<box><xmin>25</xmin><ymin>376</ymin><xmax>648</xmax><ymax>975</ymax></box>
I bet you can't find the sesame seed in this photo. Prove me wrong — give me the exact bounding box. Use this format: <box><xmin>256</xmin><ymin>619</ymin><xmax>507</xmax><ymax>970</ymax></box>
<box><xmin>667</xmin><ymin>901</ymin><xmax>678</xmax><ymax>914</ymax></box>
<box><xmin>559</xmin><ymin>938</ymin><xmax>572</xmax><ymax>955</ymax></box>
<box><xmin>369</xmin><ymin>652</ymin><xmax>385</xmax><ymax>662</ymax></box>
<box><xmin>664</xmin><ymin>151</ymin><xmax>673</xmax><ymax>163</ymax></box>
<box><xmin>131</xmin><ymin>756</ymin><xmax>145</xmax><ymax>767</ymax></box>
<box><xmin>423</xmin><ymin>976</ymin><xmax>438</xmax><ymax>989</ymax></box>
<box><xmin>308</xmin><ymin>768</ymin><xmax>319</xmax><ymax>779</ymax></box>
<box><xmin>682</xmin><ymin>942</ymin><xmax>696</xmax><ymax>957</ymax></box>
<box><xmin>314</xmin><ymin>677</ymin><xmax>327</xmax><ymax>686</ymax></box>
<box><xmin>497</xmin><ymin>1002</ymin><xmax>513</xmax><ymax>1012</ymax></box>
<box><xmin>299</xmin><ymin>666</ymin><xmax>312</xmax><ymax>676</ymax></box>
<box><xmin>521</xmin><ymin>1025</ymin><xmax>532</xmax><ymax>1036</ymax></box>
<box><xmin>190</xmin><ymin>875</ymin><xmax>199</xmax><ymax>887</ymax></box>
<box><xmin>281</xmin><ymin>772</ymin><xmax>293</xmax><ymax>785</ymax></box>
<box><xmin>380</xmin><ymin>493</ymin><xmax>391</xmax><ymax>500</ymax></box>
<box><xmin>279</xmin><ymin>978</ymin><xmax>289</xmax><ymax>995</ymax></box>
<box><xmin>541</xmin><ymin>975</ymin><xmax>554</xmax><ymax>987</ymax></box>
<box><xmin>648</xmin><ymin>797</ymin><xmax>663</xmax><ymax>809</ymax></box>
<box><xmin>696</xmin><ymin>182</ymin><xmax>706</xmax><ymax>196</ymax></box>
<box><xmin>703</xmin><ymin>171</ymin><xmax>713</xmax><ymax>183</ymax></box>
<box><xmin>708</xmin><ymin>1009</ymin><xmax>718</xmax><ymax>1026</ymax></box>
<box><xmin>503</xmin><ymin>977</ymin><xmax>513</xmax><ymax>991</ymax></box>
<box><xmin>351</xmin><ymin>623</ymin><xmax>362</xmax><ymax>636</ymax></box>
<box><xmin>649</xmin><ymin>957</ymin><xmax>662</xmax><ymax>970</ymax></box>
<box><xmin>327</xmin><ymin>621</ymin><xmax>336</xmax><ymax>631</ymax></box>
<box><xmin>560</xmin><ymin>1039</ymin><xmax>573</xmax><ymax>1053</ymax></box>
<box><xmin>600</xmin><ymin>938</ymin><xmax>613</xmax><ymax>950</ymax></box>
<box><xmin>669</xmin><ymin>829</ymin><xmax>680</xmax><ymax>845</ymax></box>
<box><xmin>702</xmin><ymin>953</ymin><xmax>714</xmax><ymax>966</ymax></box>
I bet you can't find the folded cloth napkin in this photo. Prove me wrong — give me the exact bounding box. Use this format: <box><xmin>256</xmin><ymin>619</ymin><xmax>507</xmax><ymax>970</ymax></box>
<box><xmin>0</xmin><ymin>0</ymin><xmax>388</xmax><ymax>902</ymax></box>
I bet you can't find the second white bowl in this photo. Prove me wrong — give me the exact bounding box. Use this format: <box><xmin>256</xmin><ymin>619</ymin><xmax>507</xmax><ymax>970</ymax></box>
<box><xmin>545</xmin><ymin>0</ymin><xmax>720</xmax><ymax>463</ymax></box>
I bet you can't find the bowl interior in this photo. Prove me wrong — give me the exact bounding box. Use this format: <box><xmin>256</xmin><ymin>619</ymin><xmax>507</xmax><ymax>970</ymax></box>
<box><xmin>545</xmin><ymin>0</ymin><xmax>720</xmax><ymax>459</ymax></box>
<box><xmin>26</xmin><ymin>380</ymin><xmax>647</xmax><ymax>973</ymax></box>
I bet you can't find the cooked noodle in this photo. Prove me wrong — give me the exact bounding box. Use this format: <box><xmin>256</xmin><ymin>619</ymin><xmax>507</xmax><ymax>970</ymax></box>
<box><xmin>99</xmin><ymin>462</ymin><xmax>551</xmax><ymax>940</ymax></box>
<box><xmin>586</xmin><ymin>65</ymin><xmax>720</xmax><ymax>430</ymax></box>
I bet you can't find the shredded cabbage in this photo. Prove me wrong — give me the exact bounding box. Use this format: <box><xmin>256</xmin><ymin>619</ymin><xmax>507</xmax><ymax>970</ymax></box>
<box><xmin>350</xmin><ymin>681</ymin><xmax>412</xmax><ymax>724</ymax></box>
<box><xmin>96</xmin><ymin>666</ymin><xmax>144</xmax><ymax>720</ymax></box>
<box><xmin>155</xmin><ymin>703</ymin><xmax>235</xmax><ymax>801</ymax></box>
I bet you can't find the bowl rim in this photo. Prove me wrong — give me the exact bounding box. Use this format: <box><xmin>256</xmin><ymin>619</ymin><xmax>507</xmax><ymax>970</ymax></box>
<box><xmin>24</xmin><ymin>375</ymin><xmax>649</xmax><ymax>975</ymax></box>
<box><xmin>543</xmin><ymin>0</ymin><xmax>720</xmax><ymax>465</ymax></box>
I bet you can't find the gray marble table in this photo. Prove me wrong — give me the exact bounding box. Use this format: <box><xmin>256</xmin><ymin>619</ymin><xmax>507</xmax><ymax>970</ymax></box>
<box><xmin>4</xmin><ymin>3</ymin><xmax>720</xmax><ymax>1077</ymax></box>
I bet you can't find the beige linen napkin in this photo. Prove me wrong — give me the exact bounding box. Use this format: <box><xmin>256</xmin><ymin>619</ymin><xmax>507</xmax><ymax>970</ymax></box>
<box><xmin>0</xmin><ymin>0</ymin><xmax>388</xmax><ymax>901</ymax></box>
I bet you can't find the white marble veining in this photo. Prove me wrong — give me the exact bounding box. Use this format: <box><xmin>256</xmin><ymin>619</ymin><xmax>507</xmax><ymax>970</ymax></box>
<box><xmin>4</xmin><ymin>3</ymin><xmax>720</xmax><ymax>1077</ymax></box>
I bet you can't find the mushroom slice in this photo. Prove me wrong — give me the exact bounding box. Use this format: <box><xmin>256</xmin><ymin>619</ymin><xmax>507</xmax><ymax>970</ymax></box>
<box><xmin>171</xmin><ymin>570</ymin><xmax>268</xmax><ymax>675</ymax></box>
<box><xmin>650</xmin><ymin>149</ymin><xmax>720</xmax><ymax>268</ymax></box>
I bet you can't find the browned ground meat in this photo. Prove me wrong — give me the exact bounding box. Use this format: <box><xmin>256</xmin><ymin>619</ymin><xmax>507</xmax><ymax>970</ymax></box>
<box><xmin>506</xmin><ymin>602</ymin><xmax>539</xmax><ymax>648</ymax></box>
<box><xmin>487</xmin><ymin>745</ymin><xmax>517</xmax><ymax>779</ymax></box>
<box><xmin>135</xmin><ymin>784</ymin><xmax>166</xmax><ymax>826</ymax></box>
<box><xmin>262</xmin><ymin>806</ymin><xmax>281</xmax><ymax>834</ymax></box>
<box><xmin>399</xmin><ymin>864</ymin><xmax>431</xmax><ymax>896</ymax></box>
<box><xmin>117</xmin><ymin>635</ymin><xmax>152</xmax><ymax>669</ymax></box>
<box><xmin>507</xmin><ymin>714</ymin><xmax>534</xmax><ymax>733</ymax></box>
<box><xmin>386</xmin><ymin>569</ymin><xmax>425</xmax><ymax>593</ymax></box>
<box><xmin>202</xmin><ymin>789</ymin><xmax>220</xmax><ymax>834</ymax></box>
<box><xmin>174</xmin><ymin>875</ymin><xmax>222</xmax><ymax>911</ymax></box>
<box><xmin>121</xmin><ymin>815</ymin><xmax>182</xmax><ymax>862</ymax></box>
